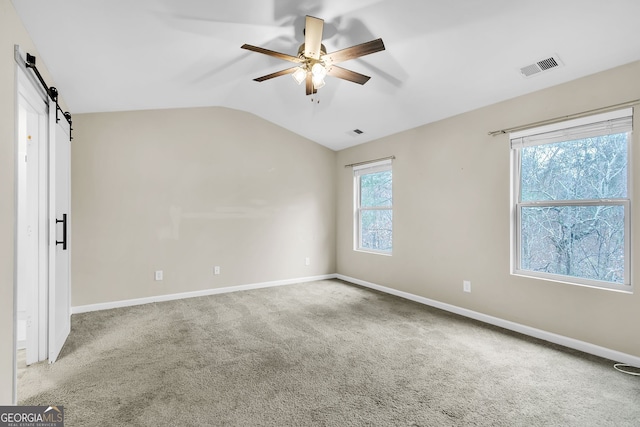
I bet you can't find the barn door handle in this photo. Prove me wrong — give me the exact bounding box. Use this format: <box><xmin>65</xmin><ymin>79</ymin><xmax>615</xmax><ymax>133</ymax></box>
<box><xmin>56</xmin><ymin>213</ymin><xmax>67</xmax><ymax>250</ymax></box>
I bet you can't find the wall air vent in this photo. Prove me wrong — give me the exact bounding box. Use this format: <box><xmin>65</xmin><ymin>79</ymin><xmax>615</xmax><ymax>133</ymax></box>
<box><xmin>519</xmin><ymin>54</ymin><xmax>563</xmax><ymax>78</ymax></box>
<box><xmin>353</xmin><ymin>129</ymin><xmax>364</xmax><ymax>135</ymax></box>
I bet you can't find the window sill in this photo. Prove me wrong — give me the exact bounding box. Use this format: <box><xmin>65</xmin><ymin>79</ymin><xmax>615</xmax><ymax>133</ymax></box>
<box><xmin>355</xmin><ymin>248</ymin><xmax>392</xmax><ymax>256</ymax></box>
<box><xmin>511</xmin><ymin>271</ymin><xmax>632</xmax><ymax>294</ymax></box>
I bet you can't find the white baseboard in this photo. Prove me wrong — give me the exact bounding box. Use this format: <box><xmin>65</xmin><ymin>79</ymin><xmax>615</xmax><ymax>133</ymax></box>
<box><xmin>336</xmin><ymin>274</ymin><xmax>640</xmax><ymax>368</ymax></box>
<box><xmin>71</xmin><ymin>274</ymin><xmax>338</xmax><ymax>314</ymax></box>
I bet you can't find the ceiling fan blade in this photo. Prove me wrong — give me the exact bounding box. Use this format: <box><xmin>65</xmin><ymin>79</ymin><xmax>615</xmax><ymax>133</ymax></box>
<box><xmin>305</xmin><ymin>73</ymin><xmax>317</xmax><ymax>95</ymax></box>
<box><xmin>241</xmin><ymin>44</ymin><xmax>302</xmax><ymax>64</ymax></box>
<box><xmin>304</xmin><ymin>15</ymin><xmax>324</xmax><ymax>59</ymax></box>
<box><xmin>322</xmin><ymin>38</ymin><xmax>385</xmax><ymax>65</ymax></box>
<box><xmin>253</xmin><ymin>67</ymin><xmax>300</xmax><ymax>82</ymax></box>
<box><xmin>326</xmin><ymin>66</ymin><xmax>371</xmax><ymax>85</ymax></box>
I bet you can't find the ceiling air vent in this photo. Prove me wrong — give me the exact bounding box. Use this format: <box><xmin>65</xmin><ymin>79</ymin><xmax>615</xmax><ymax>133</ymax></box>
<box><xmin>519</xmin><ymin>55</ymin><xmax>563</xmax><ymax>78</ymax></box>
<box><xmin>346</xmin><ymin>129</ymin><xmax>365</xmax><ymax>137</ymax></box>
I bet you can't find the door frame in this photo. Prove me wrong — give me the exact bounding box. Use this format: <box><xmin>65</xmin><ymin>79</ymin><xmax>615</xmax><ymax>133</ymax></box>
<box><xmin>13</xmin><ymin>46</ymin><xmax>51</xmax><ymax>404</ymax></box>
<box><xmin>16</xmin><ymin>78</ymin><xmax>49</xmax><ymax>364</ymax></box>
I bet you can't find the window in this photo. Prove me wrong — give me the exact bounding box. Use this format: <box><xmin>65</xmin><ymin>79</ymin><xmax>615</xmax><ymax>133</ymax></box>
<box><xmin>511</xmin><ymin>108</ymin><xmax>632</xmax><ymax>291</ymax></box>
<box><xmin>354</xmin><ymin>160</ymin><xmax>392</xmax><ymax>254</ymax></box>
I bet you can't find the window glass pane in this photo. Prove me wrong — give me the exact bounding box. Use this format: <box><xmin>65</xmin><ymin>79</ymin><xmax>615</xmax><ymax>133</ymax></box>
<box><xmin>520</xmin><ymin>133</ymin><xmax>628</xmax><ymax>202</ymax></box>
<box><xmin>361</xmin><ymin>209</ymin><xmax>392</xmax><ymax>252</ymax></box>
<box><xmin>520</xmin><ymin>205</ymin><xmax>625</xmax><ymax>284</ymax></box>
<box><xmin>360</xmin><ymin>171</ymin><xmax>392</xmax><ymax>207</ymax></box>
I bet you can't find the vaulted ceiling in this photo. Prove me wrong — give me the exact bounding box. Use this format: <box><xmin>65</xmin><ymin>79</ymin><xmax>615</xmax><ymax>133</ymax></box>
<box><xmin>12</xmin><ymin>0</ymin><xmax>640</xmax><ymax>150</ymax></box>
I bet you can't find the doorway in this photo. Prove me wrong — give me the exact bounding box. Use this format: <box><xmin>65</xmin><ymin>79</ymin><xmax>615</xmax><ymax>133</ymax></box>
<box><xmin>14</xmin><ymin>48</ymin><xmax>72</xmax><ymax>404</ymax></box>
<box><xmin>16</xmin><ymin>65</ymin><xmax>49</xmax><ymax>367</ymax></box>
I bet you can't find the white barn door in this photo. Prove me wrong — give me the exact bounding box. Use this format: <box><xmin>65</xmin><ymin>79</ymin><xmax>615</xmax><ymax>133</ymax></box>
<box><xmin>48</xmin><ymin>102</ymin><xmax>71</xmax><ymax>363</ymax></box>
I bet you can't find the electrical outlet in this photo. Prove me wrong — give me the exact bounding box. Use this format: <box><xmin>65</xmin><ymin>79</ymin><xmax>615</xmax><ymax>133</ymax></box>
<box><xmin>305</xmin><ymin>257</ymin><xmax>310</xmax><ymax>266</ymax></box>
<box><xmin>155</xmin><ymin>270</ymin><xmax>163</xmax><ymax>281</ymax></box>
<box><xmin>214</xmin><ymin>266</ymin><xmax>220</xmax><ymax>275</ymax></box>
<box><xmin>463</xmin><ymin>280</ymin><xmax>471</xmax><ymax>293</ymax></box>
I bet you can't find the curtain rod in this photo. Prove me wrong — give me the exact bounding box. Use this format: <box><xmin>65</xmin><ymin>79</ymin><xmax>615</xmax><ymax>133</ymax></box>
<box><xmin>488</xmin><ymin>98</ymin><xmax>640</xmax><ymax>137</ymax></box>
<box><xmin>344</xmin><ymin>155</ymin><xmax>395</xmax><ymax>168</ymax></box>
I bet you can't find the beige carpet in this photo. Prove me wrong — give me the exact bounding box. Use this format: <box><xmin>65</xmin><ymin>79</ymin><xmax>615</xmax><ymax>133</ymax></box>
<box><xmin>18</xmin><ymin>279</ymin><xmax>640</xmax><ymax>426</ymax></box>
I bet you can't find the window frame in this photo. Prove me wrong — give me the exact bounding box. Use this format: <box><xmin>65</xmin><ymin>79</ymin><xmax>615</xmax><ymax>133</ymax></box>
<box><xmin>353</xmin><ymin>159</ymin><xmax>393</xmax><ymax>255</ymax></box>
<box><xmin>510</xmin><ymin>108</ymin><xmax>633</xmax><ymax>292</ymax></box>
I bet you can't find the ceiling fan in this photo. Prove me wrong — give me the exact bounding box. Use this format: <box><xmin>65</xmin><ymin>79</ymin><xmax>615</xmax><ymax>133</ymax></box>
<box><xmin>241</xmin><ymin>15</ymin><xmax>385</xmax><ymax>96</ymax></box>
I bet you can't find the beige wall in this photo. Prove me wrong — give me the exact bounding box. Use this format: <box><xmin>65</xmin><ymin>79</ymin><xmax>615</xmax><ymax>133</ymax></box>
<box><xmin>0</xmin><ymin>0</ymin><xmax>64</xmax><ymax>404</ymax></box>
<box><xmin>3</xmin><ymin>0</ymin><xmax>639</xmax><ymax>404</ymax></box>
<box><xmin>71</xmin><ymin>107</ymin><xmax>336</xmax><ymax>306</ymax></box>
<box><xmin>336</xmin><ymin>60</ymin><xmax>640</xmax><ymax>358</ymax></box>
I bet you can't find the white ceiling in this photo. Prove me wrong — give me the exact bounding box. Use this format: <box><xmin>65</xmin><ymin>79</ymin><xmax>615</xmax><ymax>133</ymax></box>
<box><xmin>12</xmin><ymin>0</ymin><xmax>640</xmax><ymax>151</ymax></box>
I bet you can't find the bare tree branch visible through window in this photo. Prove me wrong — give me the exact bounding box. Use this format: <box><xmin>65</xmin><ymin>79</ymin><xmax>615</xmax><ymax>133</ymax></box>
<box><xmin>359</xmin><ymin>170</ymin><xmax>392</xmax><ymax>252</ymax></box>
<box><xmin>518</xmin><ymin>133</ymin><xmax>628</xmax><ymax>284</ymax></box>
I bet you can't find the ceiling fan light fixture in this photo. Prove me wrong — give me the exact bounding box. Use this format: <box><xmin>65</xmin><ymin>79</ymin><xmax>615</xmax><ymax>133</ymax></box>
<box><xmin>292</xmin><ymin>67</ymin><xmax>307</xmax><ymax>85</ymax></box>
<box><xmin>311</xmin><ymin>62</ymin><xmax>327</xmax><ymax>89</ymax></box>
<box><xmin>312</xmin><ymin>76</ymin><xmax>326</xmax><ymax>89</ymax></box>
<box><xmin>311</xmin><ymin>62</ymin><xmax>327</xmax><ymax>79</ymax></box>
